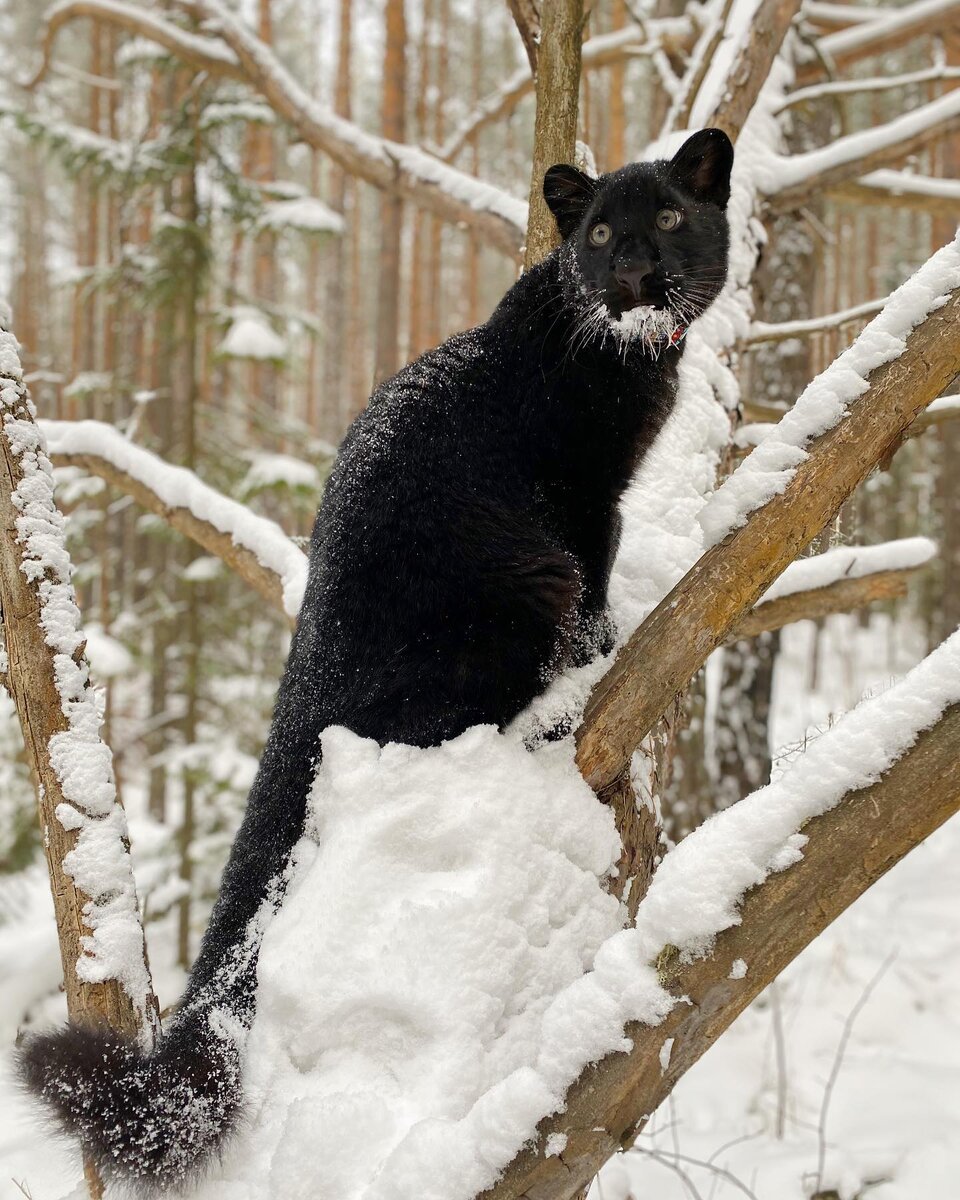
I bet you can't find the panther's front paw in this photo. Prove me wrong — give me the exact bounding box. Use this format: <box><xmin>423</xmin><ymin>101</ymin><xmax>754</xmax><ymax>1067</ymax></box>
<box><xmin>570</xmin><ymin>610</ymin><xmax>618</xmax><ymax>667</ymax></box>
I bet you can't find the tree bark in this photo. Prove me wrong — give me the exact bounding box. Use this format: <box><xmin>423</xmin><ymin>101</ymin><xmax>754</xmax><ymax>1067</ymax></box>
<box><xmin>524</xmin><ymin>0</ymin><xmax>584</xmax><ymax>269</ymax></box>
<box><xmin>729</xmin><ymin>565</ymin><xmax>924</xmax><ymax>639</ymax></box>
<box><xmin>374</xmin><ymin>0</ymin><xmax>408</xmax><ymax>384</ymax></box>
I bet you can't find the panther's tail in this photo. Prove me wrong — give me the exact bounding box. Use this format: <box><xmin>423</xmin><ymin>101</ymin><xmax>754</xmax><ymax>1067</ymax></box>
<box><xmin>17</xmin><ymin>599</ymin><xmax>328</xmax><ymax>1192</ymax></box>
<box><xmin>17</xmin><ymin>1009</ymin><xmax>243</xmax><ymax>1191</ymax></box>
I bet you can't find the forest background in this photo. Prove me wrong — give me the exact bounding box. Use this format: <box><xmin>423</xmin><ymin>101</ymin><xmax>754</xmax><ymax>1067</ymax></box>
<box><xmin>0</xmin><ymin>0</ymin><xmax>959</xmax><ymax>1197</ymax></box>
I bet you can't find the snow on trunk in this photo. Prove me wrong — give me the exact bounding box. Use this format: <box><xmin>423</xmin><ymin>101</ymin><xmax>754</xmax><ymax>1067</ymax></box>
<box><xmin>0</xmin><ymin>322</ymin><xmax>156</xmax><ymax>1043</ymax></box>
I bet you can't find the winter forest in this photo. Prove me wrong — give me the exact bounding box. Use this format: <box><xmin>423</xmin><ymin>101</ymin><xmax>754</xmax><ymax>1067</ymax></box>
<box><xmin>1</xmin><ymin>0</ymin><xmax>959</xmax><ymax>1197</ymax></box>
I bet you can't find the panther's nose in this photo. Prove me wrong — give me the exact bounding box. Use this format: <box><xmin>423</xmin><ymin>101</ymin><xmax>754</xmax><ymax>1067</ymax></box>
<box><xmin>613</xmin><ymin>259</ymin><xmax>656</xmax><ymax>299</ymax></box>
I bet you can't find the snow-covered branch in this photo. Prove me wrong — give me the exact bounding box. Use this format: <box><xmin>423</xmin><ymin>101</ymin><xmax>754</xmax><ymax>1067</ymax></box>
<box><xmin>41</xmin><ymin>420</ymin><xmax>308</xmax><ymax>621</ymax></box>
<box><xmin>730</xmin><ymin>538</ymin><xmax>936</xmax><ymax>639</ymax></box>
<box><xmin>31</xmin><ymin>0</ymin><xmax>527</xmax><ymax>255</ymax></box>
<box><xmin>764</xmin><ymin>87</ymin><xmax>960</xmax><ymax>211</ymax></box>
<box><xmin>180</xmin><ymin>0</ymin><xmax>527</xmax><ymax>255</ymax></box>
<box><xmin>26</xmin><ymin>0</ymin><xmax>245</xmax><ymax>89</ymax></box>
<box><xmin>744</xmin><ymin>294</ymin><xmax>888</xmax><ymax>344</ymax></box>
<box><xmin>802</xmin><ymin>0</ymin><xmax>960</xmax><ymax>80</ymax></box>
<box><xmin>478</xmin><ymin>638</ymin><xmax>960</xmax><ymax>1200</ymax></box>
<box><xmin>803</xmin><ymin>1</ymin><xmax>898</xmax><ymax>32</ymax></box>
<box><xmin>742</xmin><ymin>392</ymin><xmax>960</xmax><ymax>430</ymax></box>
<box><xmin>0</xmin><ymin>325</ymin><xmax>159</xmax><ymax>1070</ymax></box>
<box><xmin>695</xmin><ymin>0</ymin><xmax>803</xmax><ymax>138</ymax></box>
<box><xmin>828</xmin><ymin>169</ymin><xmax>960</xmax><ymax>217</ymax></box>
<box><xmin>778</xmin><ymin>65</ymin><xmax>960</xmax><ymax>111</ymax></box>
<box><xmin>575</xmin><ymin>236</ymin><xmax>960</xmax><ymax>796</ymax></box>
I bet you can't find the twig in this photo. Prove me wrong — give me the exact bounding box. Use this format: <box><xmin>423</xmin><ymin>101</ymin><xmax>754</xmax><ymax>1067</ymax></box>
<box><xmin>814</xmin><ymin>952</ymin><xmax>897</xmax><ymax>1193</ymax></box>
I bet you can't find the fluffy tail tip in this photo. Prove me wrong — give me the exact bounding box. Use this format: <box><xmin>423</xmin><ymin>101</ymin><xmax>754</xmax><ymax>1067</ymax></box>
<box><xmin>17</xmin><ymin>1019</ymin><xmax>242</xmax><ymax>1192</ymax></box>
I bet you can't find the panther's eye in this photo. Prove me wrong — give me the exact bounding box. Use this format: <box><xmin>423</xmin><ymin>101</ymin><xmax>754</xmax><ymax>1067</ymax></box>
<box><xmin>656</xmin><ymin>208</ymin><xmax>683</xmax><ymax>232</ymax></box>
<box><xmin>588</xmin><ymin>222</ymin><xmax>612</xmax><ymax>247</ymax></box>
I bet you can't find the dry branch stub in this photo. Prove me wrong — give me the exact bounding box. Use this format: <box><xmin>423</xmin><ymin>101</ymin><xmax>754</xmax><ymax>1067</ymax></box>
<box><xmin>0</xmin><ymin>325</ymin><xmax>159</xmax><ymax>1046</ymax></box>
<box><xmin>575</xmin><ymin>254</ymin><xmax>960</xmax><ymax>797</ymax></box>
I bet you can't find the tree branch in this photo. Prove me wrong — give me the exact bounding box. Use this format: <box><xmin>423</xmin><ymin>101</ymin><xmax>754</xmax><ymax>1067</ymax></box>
<box><xmin>439</xmin><ymin>17</ymin><xmax>697</xmax><ymax>162</ymax></box>
<box><xmin>41</xmin><ymin>419</ymin><xmax>307</xmax><ymax>623</ymax></box>
<box><xmin>778</xmin><ymin>65</ymin><xmax>960</xmax><ymax>111</ymax></box>
<box><xmin>743</xmin><ymin>295</ymin><xmax>888</xmax><ymax>344</ymax></box>
<box><xmin>26</xmin><ymin>0</ymin><xmax>245</xmax><ymax>88</ymax></box>
<box><xmin>729</xmin><ymin>563</ymin><xmax>926</xmax><ymax>639</ymax></box>
<box><xmin>800</xmin><ymin>0</ymin><xmax>960</xmax><ymax>81</ymax></box>
<box><xmin>32</xmin><ymin>0</ymin><xmax>527</xmax><ymax>256</ymax></box>
<box><xmin>765</xmin><ymin>88</ymin><xmax>960</xmax><ymax>212</ymax></box>
<box><xmin>574</xmin><ymin>248</ymin><xmax>960</xmax><ymax>796</ymax></box>
<box><xmin>523</xmin><ymin>0</ymin><xmax>584</xmax><ymax>268</ymax></box>
<box><xmin>827</xmin><ymin>170</ymin><xmax>960</xmax><ymax>218</ymax></box>
<box><xmin>741</xmin><ymin>393</ymin><xmax>960</xmax><ymax>430</ymax></box>
<box><xmin>702</xmin><ymin>0</ymin><xmax>803</xmax><ymax>138</ymax></box>
<box><xmin>507</xmin><ymin>0</ymin><xmax>540</xmax><ymax>76</ymax></box>
<box><xmin>478</xmin><ymin>697</ymin><xmax>960</xmax><ymax>1200</ymax></box>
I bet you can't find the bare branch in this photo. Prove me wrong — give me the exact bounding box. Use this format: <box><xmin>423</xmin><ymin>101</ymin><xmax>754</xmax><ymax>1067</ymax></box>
<box><xmin>574</xmin><ymin>263</ymin><xmax>960</xmax><ymax>796</ymax></box>
<box><xmin>765</xmin><ymin>88</ymin><xmax>960</xmax><ymax>212</ymax></box>
<box><xmin>744</xmin><ymin>295</ymin><xmax>888</xmax><ymax>345</ymax></box>
<box><xmin>507</xmin><ymin>0</ymin><xmax>540</xmax><ymax>75</ymax></box>
<box><xmin>479</xmin><ymin>699</ymin><xmax>960</xmax><ymax>1200</ymax></box>
<box><xmin>828</xmin><ymin>169</ymin><xmax>960</xmax><ymax>218</ymax></box>
<box><xmin>41</xmin><ymin>420</ymin><xmax>307</xmax><ymax>623</ymax></box>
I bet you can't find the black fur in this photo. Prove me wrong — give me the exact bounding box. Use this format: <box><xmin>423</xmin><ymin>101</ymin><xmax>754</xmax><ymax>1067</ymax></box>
<box><xmin>18</xmin><ymin>130</ymin><xmax>733</xmax><ymax>1191</ymax></box>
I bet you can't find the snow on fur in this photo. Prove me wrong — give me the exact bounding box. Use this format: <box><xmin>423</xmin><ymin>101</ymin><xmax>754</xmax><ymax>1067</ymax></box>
<box><xmin>0</xmin><ymin>326</ymin><xmax>153</xmax><ymax>1030</ymax></box>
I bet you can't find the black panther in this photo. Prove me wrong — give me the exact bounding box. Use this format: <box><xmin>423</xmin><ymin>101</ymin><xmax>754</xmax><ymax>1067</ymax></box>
<box><xmin>19</xmin><ymin>128</ymin><xmax>733</xmax><ymax>1191</ymax></box>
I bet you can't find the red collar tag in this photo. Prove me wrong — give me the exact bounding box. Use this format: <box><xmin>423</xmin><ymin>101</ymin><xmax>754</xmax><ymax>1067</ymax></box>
<box><xmin>669</xmin><ymin>324</ymin><xmax>687</xmax><ymax>346</ymax></box>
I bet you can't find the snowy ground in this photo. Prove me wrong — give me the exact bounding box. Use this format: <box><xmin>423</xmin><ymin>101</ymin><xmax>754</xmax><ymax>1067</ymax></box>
<box><xmin>1</xmin><ymin>612</ymin><xmax>955</xmax><ymax>1200</ymax></box>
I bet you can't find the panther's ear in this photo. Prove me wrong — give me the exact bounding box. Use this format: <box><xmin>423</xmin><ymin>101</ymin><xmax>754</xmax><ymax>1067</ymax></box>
<box><xmin>668</xmin><ymin>128</ymin><xmax>734</xmax><ymax>208</ymax></box>
<box><xmin>543</xmin><ymin>164</ymin><xmax>599</xmax><ymax>239</ymax></box>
